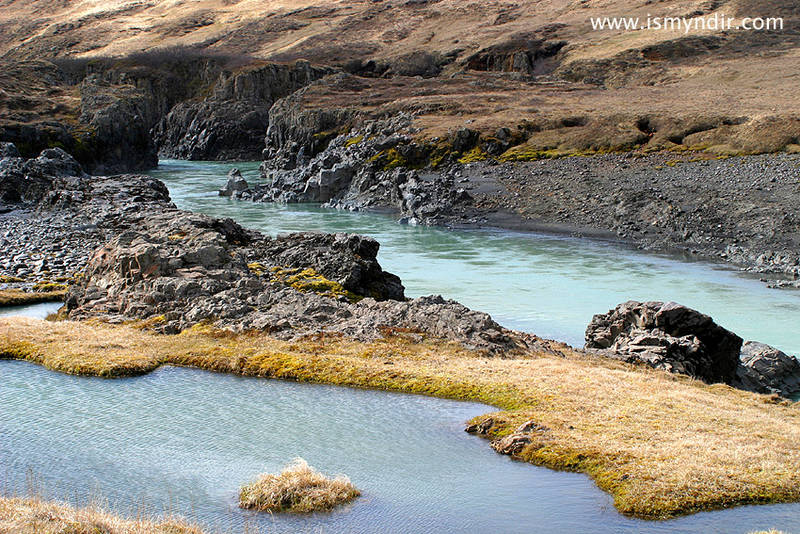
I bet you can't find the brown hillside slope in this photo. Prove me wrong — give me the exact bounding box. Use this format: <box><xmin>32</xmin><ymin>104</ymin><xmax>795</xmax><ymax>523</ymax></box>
<box><xmin>0</xmin><ymin>0</ymin><xmax>799</xmax><ymax>155</ymax></box>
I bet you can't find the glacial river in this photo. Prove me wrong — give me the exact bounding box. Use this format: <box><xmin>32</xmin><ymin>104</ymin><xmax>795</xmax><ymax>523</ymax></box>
<box><xmin>2</xmin><ymin>159</ymin><xmax>800</xmax><ymax>533</ymax></box>
<box><xmin>151</xmin><ymin>160</ymin><xmax>800</xmax><ymax>356</ymax></box>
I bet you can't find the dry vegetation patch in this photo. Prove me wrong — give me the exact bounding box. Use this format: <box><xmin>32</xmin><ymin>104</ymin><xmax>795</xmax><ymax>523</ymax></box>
<box><xmin>239</xmin><ymin>458</ymin><xmax>360</xmax><ymax>513</ymax></box>
<box><xmin>0</xmin><ymin>496</ymin><xmax>203</xmax><ymax>534</ymax></box>
<box><xmin>0</xmin><ymin>289</ymin><xmax>66</xmax><ymax>307</ymax></box>
<box><xmin>1</xmin><ymin>317</ymin><xmax>799</xmax><ymax>519</ymax></box>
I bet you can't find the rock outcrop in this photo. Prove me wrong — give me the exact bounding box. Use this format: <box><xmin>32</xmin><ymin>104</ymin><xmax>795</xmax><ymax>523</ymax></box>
<box><xmin>585</xmin><ymin>301</ymin><xmax>743</xmax><ymax>384</ymax></box>
<box><xmin>218</xmin><ymin>168</ymin><xmax>249</xmax><ymax>198</ymax></box>
<box><xmin>64</xmin><ymin>209</ymin><xmax>524</xmax><ymax>353</ymax></box>
<box><xmin>228</xmin><ymin>113</ymin><xmax>474</xmax><ymax>226</ymax></box>
<box><xmin>733</xmin><ymin>341</ymin><xmax>800</xmax><ymax>398</ymax></box>
<box><xmin>586</xmin><ymin>300</ymin><xmax>800</xmax><ymax>397</ymax></box>
<box><xmin>0</xmin><ymin>147</ymin><xmax>86</xmax><ymax>206</ymax></box>
<box><xmin>153</xmin><ymin>61</ymin><xmax>333</xmax><ymax>161</ymax></box>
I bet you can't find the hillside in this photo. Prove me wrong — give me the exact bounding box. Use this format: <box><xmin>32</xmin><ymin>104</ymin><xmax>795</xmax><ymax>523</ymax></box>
<box><xmin>1</xmin><ymin>0</ymin><xmax>799</xmax><ymax>166</ymax></box>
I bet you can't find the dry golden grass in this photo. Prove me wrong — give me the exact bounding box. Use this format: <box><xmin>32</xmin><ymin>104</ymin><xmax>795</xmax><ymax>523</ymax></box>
<box><xmin>239</xmin><ymin>458</ymin><xmax>360</xmax><ymax>513</ymax></box>
<box><xmin>1</xmin><ymin>317</ymin><xmax>799</xmax><ymax>519</ymax></box>
<box><xmin>0</xmin><ymin>289</ymin><xmax>66</xmax><ymax>307</ymax></box>
<box><xmin>0</xmin><ymin>496</ymin><xmax>204</xmax><ymax>534</ymax></box>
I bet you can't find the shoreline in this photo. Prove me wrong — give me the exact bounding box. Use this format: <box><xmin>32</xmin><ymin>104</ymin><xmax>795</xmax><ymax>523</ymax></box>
<box><xmin>248</xmin><ymin>150</ymin><xmax>800</xmax><ymax>288</ymax></box>
<box><xmin>2</xmin><ymin>316</ymin><xmax>798</xmax><ymax>520</ymax></box>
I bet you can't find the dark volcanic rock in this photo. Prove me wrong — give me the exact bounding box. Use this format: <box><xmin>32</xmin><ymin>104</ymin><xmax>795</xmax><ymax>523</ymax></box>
<box><xmin>261</xmin><ymin>232</ymin><xmax>405</xmax><ymax>301</ymax></box>
<box><xmin>0</xmin><ymin>146</ymin><xmax>86</xmax><ymax>205</ymax></box>
<box><xmin>250</xmin><ymin>114</ymin><xmax>474</xmax><ymax>226</ymax></box>
<box><xmin>153</xmin><ymin>61</ymin><xmax>333</xmax><ymax>161</ymax></box>
<box><xmin>219</xmin><ymin>168</ymin><xmax>250</xmax><ymax>197</ymax></box>
<box><xmin>585</xmin><ymin>301</ymin><xmax>743</xmax><ymax>384</ymax></box>
<box><xmin>65</xmin><ymin>209</ymin><xmax>524</xmax><ymax>353</ymax></box>
<box><xmin>733</xmin><ymin>341</ymin><xmax>800</xmax><ymax>398</ymax></box>
<box><xmin>0</xmin><ymin>142</ymin><xmax>20</xmax><ymax>158</ymax></box>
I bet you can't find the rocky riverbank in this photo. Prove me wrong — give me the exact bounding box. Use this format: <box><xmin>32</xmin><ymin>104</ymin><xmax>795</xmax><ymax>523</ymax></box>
<box><xmin>0</xmin><ymin>143</ymin><xmax>537</xmax><ymax>354</ymax></box>
<box><xmin>223</xmin><ymin>112</ymin><xmax>800</xmax><ymax>285</ymax></box>
<box><xmin>3</xmin><ymin>143</ymin><xmax>798</xmax><ymax>396</ymax></box>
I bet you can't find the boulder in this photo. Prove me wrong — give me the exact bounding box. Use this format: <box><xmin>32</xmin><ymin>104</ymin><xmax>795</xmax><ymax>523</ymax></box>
<box><xmin>733</xmin><ymin>341</ymin><xmax>800</xmax><ymax>398</ymax></box>
<box><xmin>0</xmin><ymin>147</ymin><xmax>86</xmax><ymax>205</ymax></box>
<box><xmin>0</xmin><ymin>142</ymin><xmax>20</xmax><ymax>159</ymax></box>
<box><xmin>585</xmin><ymin>301</ymin><xmax>743</xmax><ymax>384</ymax></box>
<box><xmin>219</xmin><ymin>168</ymin><xmax>250</xmax><ymax>197</ymax></box>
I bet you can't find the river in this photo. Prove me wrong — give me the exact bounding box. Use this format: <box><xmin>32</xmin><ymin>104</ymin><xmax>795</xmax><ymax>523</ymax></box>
<box><xmin>2</xmin><ymin>159</ymin><xmax>799</xmax><ymax>533</ymax></box>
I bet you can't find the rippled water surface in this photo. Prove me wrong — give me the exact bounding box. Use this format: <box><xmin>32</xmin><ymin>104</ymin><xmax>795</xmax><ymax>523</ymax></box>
<box><xmin>2</xmin><ymin>359</ymin><xmax>800</xmax><ymax>534</ymax></box>
<box><xmin>151</xmin><ymin>160</ymin><xmax>800</xmax><ymax>356</ymax></box>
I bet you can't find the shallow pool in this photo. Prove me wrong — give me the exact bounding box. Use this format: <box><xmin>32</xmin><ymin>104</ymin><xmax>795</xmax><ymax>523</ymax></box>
<box><xmin>1</xmin><ymin>360</ymin><xmax>799</xmax><ymax>534</ymax></box>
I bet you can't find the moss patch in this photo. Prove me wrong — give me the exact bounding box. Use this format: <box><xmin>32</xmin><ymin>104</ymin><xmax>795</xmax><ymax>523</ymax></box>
<box><xmin>271</xmin><ymin>267</ymin><xmax>362</xmax><ymax>303</ymax></box>
<box><xmin>457</xmin><ymin>146</ymin><xmax>489</xmax><ymax>164</ymax></box>
<box><xmin>345</xmin><ymin>135</ymin><xmax>364</xmax><ymax>147</ymax></box>
<box><xmin>32</xmin><ymin>282</ymin><xmax>68</xmax><ymax>293</ymax></box>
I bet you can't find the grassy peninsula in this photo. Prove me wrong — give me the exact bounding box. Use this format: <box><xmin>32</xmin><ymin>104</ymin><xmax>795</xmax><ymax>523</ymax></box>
<box><xmin>1</xmin><ymin>316</ymin><xmax>798</xmax><ymax>519</ymax></box>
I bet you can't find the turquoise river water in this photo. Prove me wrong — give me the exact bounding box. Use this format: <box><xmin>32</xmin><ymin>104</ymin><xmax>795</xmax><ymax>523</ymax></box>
<box><xmin>151</xmin><ymin>160</ymin><xmax>800</xmax><ymax>356</ymax></box>
<box><xmin>1</xmin><ymin>159</ymin><xmax>799</xmax><ymax>533</ymax></box>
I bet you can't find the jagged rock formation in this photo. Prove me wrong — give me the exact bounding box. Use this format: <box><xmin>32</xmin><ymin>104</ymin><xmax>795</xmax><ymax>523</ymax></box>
<box><xmin>585</xmin><ymin>301</ymin><xmax>743</xmax><ymax>384</ymax></box>
<box><xmin>734</xmin><ymin>341</ymin><xmax>800</xmax><ymax>398</ymax></box>
<box><xmin>0</xmin><ymin>56</ymin><xmax>332</xmax><ymax>173</ymax></box>
<box><xmin>225</xmin><ymin>113</ymin><xmax>474</xmax><ymax>226</ymax></box>
<box><xmin>586</xmin><ymin>300</ymin><xmax>800</xmax><ymax>397</ymax></box>
<box><xmin>152</xmin><ymin>61</ymin><xmax>333</xmax><ymax>161</ymax></box>
<box><xmin>65</xmin><ymin>210</ymin><xmax>523</xmax><ymax>353</ymax></box>
<box><xmin>1</xmin><ymin>146</ymin><xmax>86</xmax><ymax>206</ymax></box>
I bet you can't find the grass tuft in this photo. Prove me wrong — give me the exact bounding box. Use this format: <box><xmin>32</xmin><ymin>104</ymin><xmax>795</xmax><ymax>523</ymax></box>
<box><xmin>239</xmin><ymin>458</ymin><xmax>360</xmax><ymax>513</ymax></box>
<box><xmin>345</xmin><ymin>135</ymin><xmax>364</xmax><ymax>147</ymax></box>
<box><xmin>32</xmin><ymin>282</ymin><xmax>68</xmax><ymax>293</ymax></box>
<box><xmin>0</xmin><ymin>495</ymin><xmax>204</xmax><ymax>534</ymax></box>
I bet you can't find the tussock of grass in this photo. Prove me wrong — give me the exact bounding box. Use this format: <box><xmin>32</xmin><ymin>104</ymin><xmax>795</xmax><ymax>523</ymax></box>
<box><xmin>1</xmin><ymin>317</ymin><xmax>799</xmax><ymax>519</ymax></box>
<box><xmin>239</xmin><ymin>459</ymin><xmax>360</xmax><ymax>513</ymax></box>
<box><xmin>0</xmin><ymin>496</ymin><xmax>204</xmax><ymax>534</ymax></box>
<box><xmin>0</xmin><ymin>289</ymin><xmax>66</xmax><ymax>306</ymax></box>
<box><xmin>32</xmin><ymin>282</ymin><xmax>68</xmax><ymax>293</ymax></box>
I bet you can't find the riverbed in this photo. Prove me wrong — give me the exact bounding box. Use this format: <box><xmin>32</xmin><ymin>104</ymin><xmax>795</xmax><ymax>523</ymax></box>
<box><xmin>150</xmin><ymin>160</ymin><xmax>800</xmax><ymax>356</ymax></box>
